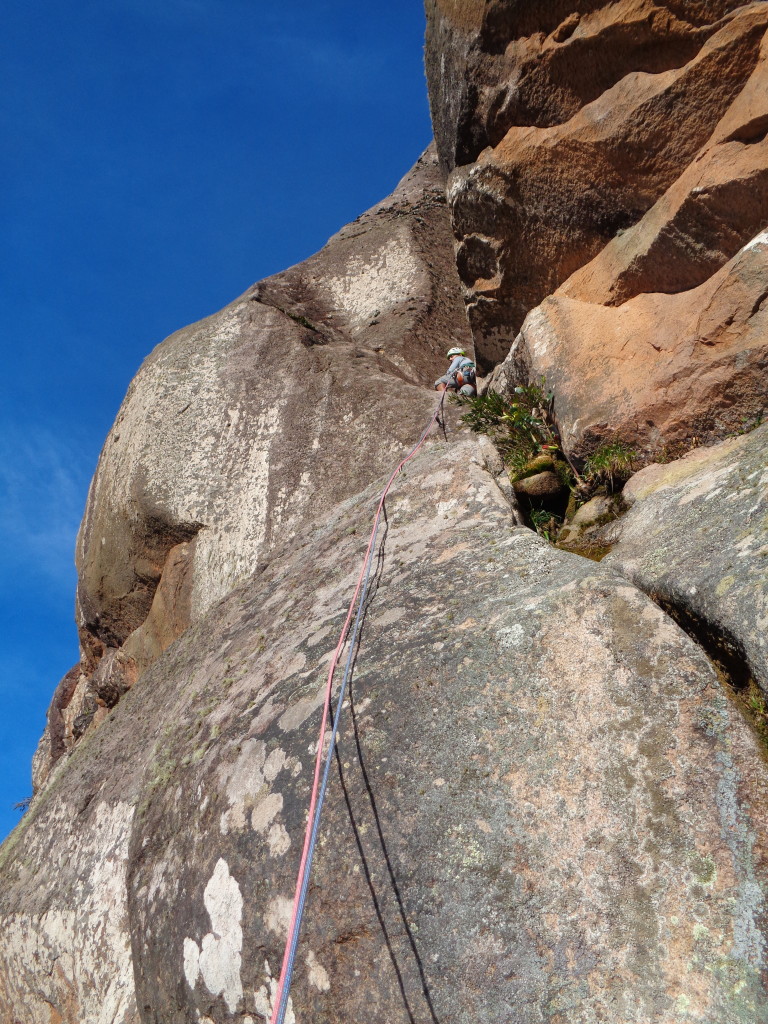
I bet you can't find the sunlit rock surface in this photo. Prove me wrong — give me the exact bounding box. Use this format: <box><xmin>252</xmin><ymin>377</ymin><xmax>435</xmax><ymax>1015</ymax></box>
<box><xmin>31</xmin><ymin>146</ymin><xmax>473</xmax><ymax>788</ymax></box>
<box><xmin>2</xmin><ymin>441</ymin><xmax>767</xmax><ymax>1023</ymax></box>
<box><xmin>426</xmin><ymin>2</ymin><xmax>768</xmax><ymax>454</ymax></box>
<box><xmin>494</xmin><ymin>227</ymin><xmax>768</xmax><ymax>457</ymax></box>
<box><xmin>605</xmin><ymin>422</ymin><xmax>768</xmax><ymax>699</ymax></box>
<box><xmin>4</xmin><ymin>6</ymin><xmax>768</xmax><ymax>1022</ymax></box>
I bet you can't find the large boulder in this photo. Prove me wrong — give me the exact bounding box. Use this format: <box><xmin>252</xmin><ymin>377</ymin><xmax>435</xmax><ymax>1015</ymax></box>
<box><xmin>32</xmin><ymin>146</ymin><xmax>474</xmax><ymax>788</ymax></box>
<box><xmin>2</xmin><ymin>440</ymin><xmax>767</xmax><ymax>1023</ymax></box>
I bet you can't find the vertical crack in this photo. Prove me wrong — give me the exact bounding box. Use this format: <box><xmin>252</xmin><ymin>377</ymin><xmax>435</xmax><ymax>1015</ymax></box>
<box><xmin>648</xmin><ymin>595</ymin><xmax>768</xmax><ymax>754</ymax></box>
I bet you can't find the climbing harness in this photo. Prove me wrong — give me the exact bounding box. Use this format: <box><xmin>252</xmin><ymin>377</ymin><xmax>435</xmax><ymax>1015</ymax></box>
<box><xmin>269</xmin><ymin>391</ymin><xmax>446</xmax><ymax>1024</ymax></box>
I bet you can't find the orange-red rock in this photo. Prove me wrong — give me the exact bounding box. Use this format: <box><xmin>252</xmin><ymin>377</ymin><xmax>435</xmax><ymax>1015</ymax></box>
<box><xmin>561</xmin><ymin>27</ymin><xmax>768</xmax><ymax>304</ymax></box>
<box><xmin>450</xmin><ymin>7</ymin><xmax>768</xmax><ymax>368</ymax></box>
<box><xmin>498</xmin><ymin>228</ymin><xmax>768</xmax><ymax>456</ymax></box>
<box><xmin>427</xmin><ymin>4</ymin><xmax>768</xmax><ymax>370</ymax></box>
<box><xmin>426</xmin><ymin>3</ymin><xmax>768</xmax><ymax>451</ymax></box>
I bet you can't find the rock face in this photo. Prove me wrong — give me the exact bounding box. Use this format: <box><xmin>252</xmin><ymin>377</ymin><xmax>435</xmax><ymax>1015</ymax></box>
<box><xmin>31</xmin><ymin>146</ymin><xmax>473</xmax><ymax>789</ymax></box>
<box><xmin>5</xmin><ymin>7</ymin><xmax>768</xmax><ymax>1023</ymax></box>
<box><xmin>604</xmin><ymin>423</ymin><xmax>768</xmax><ymax>698</ymax></box>
<box><xmin>426</xmin><ymin>2</ymin><xmax>768</xmax><ymax>456</ymax></box>
<box><xmin>496</xmin><ymin>227</ymin><xmax>768</xmax><ymax>457</ymax></box>
<box><xmin>2</xmin><ymin>440</ymin><xmax>767</xmax><ymax>1023</ymax></box>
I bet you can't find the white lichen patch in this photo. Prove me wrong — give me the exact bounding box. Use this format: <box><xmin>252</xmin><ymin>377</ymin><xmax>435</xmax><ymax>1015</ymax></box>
<box><xmin>219</xmin><ymin>740</ymin><xmax>293</xmax><ymax>837</ymax></box>
<box><xmin>254</xmin><ymin>959</ymin><xmax>296</xmax><ymax>1024</ymax></box>
<box><xmin>306</xmin><ymin>950</ymin><xmax>331</xmax><ymax>992</ymax></box>
<box><xmin>265</xmin><ymin>895</ymin><xmax>294</xmax><ymax>938</ymax></box>
<box><xmin>183</xmin><ymin>858</ymin><xmax>244</xmax><ymax>1014</ymax></box>
<box><xmin>191</xmin><ymin>399</ymin><xmax>287</xmax><ymax>618</ymax></box>
<box><xmin>219</xmin><ymin>739</ymin><xmax>267</xmax><ymax>835</ymax></box>
<box><xmin>251</xmin><ymin>792</ymin><xmax>283</xmax><ymax>833</ymax></box>
<box><xmin>264</xmin><ymin>747</ymin><xmax>287</xmax><ymax>782</ymax></box>
<box><xmin>496</xmin><ymin>624</ymin><xmax>525</xmax><ymax>649</ymax></box>
<box><xmin>0</xmin><ymin>800</ymin><xmax>137</xmax><ymax>1024</ymax></box>
<box><xmin>267</xmin><ymin>823</ymin><xmax>291</xmax><ymax>857</ymax></box>
<box><xmin>278</xmin><ymin>688</ymin><xmax>326</xmax><ymax>733</ymax></box>
<box><xmin>324</xmin><ymin>231</ymin><xmax>422</xmax><ymax>329</ymax></box>
<box><xmin>436</xmin><ymin>498</ymin><xmax>459</xmax><ymax>517</ymax></box>
<box><xmin>184</xmin><ymin>937</ymin><xmax>200</xmax><ymax>990</ymax></box>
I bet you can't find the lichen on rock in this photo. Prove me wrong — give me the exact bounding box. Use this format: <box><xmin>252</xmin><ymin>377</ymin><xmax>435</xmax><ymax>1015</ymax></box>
<box><xmin>4</xmin><ymin>5</ymin><xmax>768</xmax><ymax>1021</ymax></box>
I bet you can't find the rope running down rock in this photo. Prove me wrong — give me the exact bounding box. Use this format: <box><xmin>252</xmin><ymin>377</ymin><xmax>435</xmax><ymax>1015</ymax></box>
<box><xmin>270</xmin><ymin>391</ymin><xmax>447</xmax><ymax>1024</ymax></box>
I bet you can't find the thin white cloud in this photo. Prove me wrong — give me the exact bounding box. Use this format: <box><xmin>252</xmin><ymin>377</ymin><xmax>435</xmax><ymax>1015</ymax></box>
<box><xmin>108</xmin><ymin>0</ymin><xmax>383</xmax><ymax>92</ymax></box>
<box><xmin>0</xmin><ymin>424</ymin><xmax>92</xmax><ymax>585</ymax></box>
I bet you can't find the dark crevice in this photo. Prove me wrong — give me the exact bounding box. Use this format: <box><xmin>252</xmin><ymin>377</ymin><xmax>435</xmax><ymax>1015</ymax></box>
<box><xmin>647</xmin><ymin>595</ymin><xmax>768</xmax><ymax>750</ymax></box>
<box><xmin>652</xmin><ymin>598</ymin><xmax>753</xmax><ymax>689</ymax></box>
<box><xmin>258</xmin><ymin>298</ymin><xmax>329</xmax><ymax>346</ymax></box>
<box><xmin>747</xmin><ymin>286</ymin><xmax>768</xmax><ymax>321</ymax></box>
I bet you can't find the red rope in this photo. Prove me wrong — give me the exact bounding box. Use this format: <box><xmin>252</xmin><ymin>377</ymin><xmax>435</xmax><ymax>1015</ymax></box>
<box><xmin>269</xmin><ymin>393</ymin><xmax>445</xmax><ymax>1023</ymax></box>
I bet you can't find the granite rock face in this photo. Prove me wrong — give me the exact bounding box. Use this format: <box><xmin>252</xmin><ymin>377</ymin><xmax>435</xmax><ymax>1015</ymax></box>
<box><xmin>426</xmin><ymin>2</ymin><xmax>768</xmax><ymax>455</ymax></box>
<box><xmin>32</xmin><ymin>147</ymin><xmax>473</xmax><ymax>788</ymax></box>
<box><xmin>5</xmin><ymin>7</ymin><xmax>768</xmax><ymax>1023</ymax></box>
<box><xmin>2</xmin><ymin>440</ymin><xmax>767</xmax><ymax>1023</ymax></box>
<box><xmin>604</xmin><ymin>423</ymin><xmax>768</xmax><ymax>699</ymax></box>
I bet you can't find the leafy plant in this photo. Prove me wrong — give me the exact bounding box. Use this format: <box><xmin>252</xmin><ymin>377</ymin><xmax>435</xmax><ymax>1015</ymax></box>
<box><xmin>457</xmin><ymin>379</ymin><xmax>639</xmax><ymax>547</ymax></box>
<box><xmin>739</xmin><ymin>680</ymin><xmax>768</xmax><ymax>751</ymax></box>
<box><xmin>529</xmin><ymin>508</ymin><xmax>562</xmax><ymax>541</ymax></box>
<box><xmin>583</xmin><ymin>442</ymin><xmax>636</xmax><ymax>490</ymax></box>
<box><xmin>454</xmin><ymin>379</ymin><xmax>560</xmax><ymax>467</ymax></box>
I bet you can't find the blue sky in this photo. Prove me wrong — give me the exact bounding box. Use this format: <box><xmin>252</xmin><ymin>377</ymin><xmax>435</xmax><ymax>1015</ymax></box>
<box><xmin>0</xmin><ymin>0</ymin><xmax>433</xmax><ymax>841</ymax></box>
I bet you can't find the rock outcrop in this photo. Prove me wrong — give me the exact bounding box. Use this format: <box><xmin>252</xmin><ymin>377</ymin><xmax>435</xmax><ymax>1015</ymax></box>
<box><xmin>426</xmin><ymin>2</ymin><xmax>768</xmax><ymax>456</ymax></box>
<box><xmin>495</xmin><ymin>227</ymin><xmax>768</xmax><ymax>457</ymax></box>
<box><xmin>31</xmin><ymin>147</ymin><xmax>473</xmax><ymax>789</ymax></box>
<box><xmin>3</xmin><ymin>440</ymin><xmax>767</xmax><ymax>1023</ymax></box>
<box><xmin>4</xmin><ymin>5</ymin><xmax>768</xmax><ymax>1023</ymax></box>
<box><xmin>604</xmin><ymin>422</ymin><xmax>768</xmax><ymax>699</ymax></box>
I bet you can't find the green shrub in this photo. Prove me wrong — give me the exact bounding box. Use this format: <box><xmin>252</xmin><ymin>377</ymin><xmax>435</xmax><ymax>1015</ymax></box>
<box><xmin>529</xmin><ymin>508</ymin><xmax>562</xmax><ymax>541</ymax></box>
<box><xmin>583</xmin><ymin>442</ymin><xmax>636</xmax><ymax>490</ymax></box>
<box><xmin>455</xmin><ymin>380</ymin><xmax>559</xmax><ymax>467</ymax></box>
<box><xmin>457</xmin><ymin>381</ymin><xmax>637</xmax><ymax>544</ymax></box>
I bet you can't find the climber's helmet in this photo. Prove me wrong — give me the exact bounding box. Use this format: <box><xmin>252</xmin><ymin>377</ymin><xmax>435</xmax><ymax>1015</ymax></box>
<box><xmin>446</xmin><ymin>346</ymin><xmax>466</xmax><ymax>359</ymax></box>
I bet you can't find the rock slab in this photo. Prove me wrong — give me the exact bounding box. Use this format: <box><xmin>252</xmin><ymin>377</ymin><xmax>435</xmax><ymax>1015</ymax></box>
<box><xmin>2</xmin><ymin>440</ymin><xmax>767</xmax><ymax>1023</ymax></box>
<box><xmin>605</xmin><ymin>423</ymin><xmax>768</xmax><ymax>698</ymax></box>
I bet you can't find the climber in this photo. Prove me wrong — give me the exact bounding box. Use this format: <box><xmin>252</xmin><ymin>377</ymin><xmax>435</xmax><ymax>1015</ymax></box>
<box><xmin>434</xmin><ymin>347</ymin><xmax>477</xmax><ymax>396</ymax></box>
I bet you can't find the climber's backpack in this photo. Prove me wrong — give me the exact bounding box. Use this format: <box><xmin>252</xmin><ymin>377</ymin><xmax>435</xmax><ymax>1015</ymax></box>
<box><xmin>457</xmin><ymin>361</ymin><xmax>476</xmax><ymax>387</ymax></box>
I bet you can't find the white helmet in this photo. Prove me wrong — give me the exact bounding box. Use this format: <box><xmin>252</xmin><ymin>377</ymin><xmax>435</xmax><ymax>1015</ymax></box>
<box><xmin>446</xmin><ymin>346</ymin><xmax>466</xmax><ymax>358</ymax></box>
